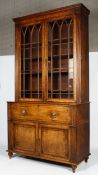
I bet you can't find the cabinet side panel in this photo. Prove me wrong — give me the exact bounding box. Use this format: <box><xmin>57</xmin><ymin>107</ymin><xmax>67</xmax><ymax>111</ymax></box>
<box><xmin>75</xmin><ymin>103</ymin><xmax>90</xmax><ymax>162</ymax></box>
<box><xmin>76</xmin><ymin>103</ymin><xmax>89</xmax><ymax>125</ymax></box>
<box><xmin>81</xmin><ymin>14</ymin><xmax>89</xmax><ymax>102</ymax></box>
<box><xmin>76</xmin><ymin>123</ymin><xmax>90</xmax><ymax>162</ymax></box>
<box><xmin>15</xmin><ymin>24</ymin><xmax>21</xmax><ymax>101</ymax></box>
<box><xmin>8</xmin><ymin>103</ymin><xmax>14</xmax><ymax>151</ymax></box>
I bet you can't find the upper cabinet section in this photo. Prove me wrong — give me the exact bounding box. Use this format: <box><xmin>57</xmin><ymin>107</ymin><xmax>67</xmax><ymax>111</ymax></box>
<box><xmin>14</xmin><ymin>4</ymin><xmax>90</xmax><ymax>103</ymax></box>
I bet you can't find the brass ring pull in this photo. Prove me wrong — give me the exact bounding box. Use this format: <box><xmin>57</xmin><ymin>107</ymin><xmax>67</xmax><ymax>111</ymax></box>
<box><xmin>50</xmin><ymin>112</ymin><xmax>56</xmax><ymax>119</ymax></box>
<box><xmin>21</xmin><ymin>109</ymin><xmax>26</xmax><ymax>115</ymax></box>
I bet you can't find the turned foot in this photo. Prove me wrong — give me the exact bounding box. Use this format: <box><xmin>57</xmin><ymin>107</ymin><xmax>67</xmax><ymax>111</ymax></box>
<box><xmin>8</xmin><ymin>152</ymin><xmax>13</xmax><ymax>159</ymax></box>
<box><xmin>85</xmin><ymin>156</ymin><xmax>89</xmax><ymax>163</ymax></box>
<box><xmin>72</xmin><ymin>165</ymin><xmax>77</xmax><ymax>173</ymax></box>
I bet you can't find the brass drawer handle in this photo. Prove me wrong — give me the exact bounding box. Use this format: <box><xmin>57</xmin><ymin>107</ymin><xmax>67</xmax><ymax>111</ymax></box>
<box><xmin>50</xmin><ymin>112</ymin><xmax>57</xmax><ymax>119</ymax></box>
<box><xmin>21</xmin><ymin>109</ymin><xmax>26</xmax><ymax>115</ymax></box>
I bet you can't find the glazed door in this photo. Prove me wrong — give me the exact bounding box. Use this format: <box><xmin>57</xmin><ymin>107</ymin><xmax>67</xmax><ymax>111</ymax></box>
<box><xmin>17</xmin><ymin>23</ymin><xmax>44</xmax><ymax>101</ymax></box>
<box><xmin>13</xmin><ymin>122</ymin><xmax>37</xmax><ymax>154</ymax></box>
<box><xmin>39</xmin><ymin>123</ymin><xmax>70</xmax><ymax>161</ymax></box>
<box><xmin>46</xmin><ymin>17</ymin><xmax>75</xmax><ymax>102</ymax></box>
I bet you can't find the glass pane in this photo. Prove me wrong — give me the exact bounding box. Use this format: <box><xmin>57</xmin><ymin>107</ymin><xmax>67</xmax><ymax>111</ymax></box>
<box><xmin>21</xmin><ymin>24</ymin><xmax>42</xmax><ymax>99</ymax></box>
<box><xmin>48</xmin><ymin>18</ymin><xmax>74</xmax><ymax>99</ymax></box>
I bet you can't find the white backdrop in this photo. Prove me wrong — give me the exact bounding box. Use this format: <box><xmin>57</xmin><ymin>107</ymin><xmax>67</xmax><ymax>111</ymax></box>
<box><xmin>0</xmin><ymin>53</ymin><xmax>98</xmax><ymax>175</ymax></box>
<box><xmin>89</xmin><ymin>53</ymin><xmax>98</xmax><ymax>148</ymax></box>
<box><xmin>0</xmin><ymin>55</ymin><xmax>15</xmax><ymax>146</ymax></box>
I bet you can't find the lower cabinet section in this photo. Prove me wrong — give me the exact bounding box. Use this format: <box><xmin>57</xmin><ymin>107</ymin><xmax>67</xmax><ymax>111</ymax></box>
<box><xmin>8</xmin><ymin>121</ymin><xmax>71</xmax><ymax>161</ymax></box>
<box><xmin>8</xmin><ymin>103</ymin><xmax>90</xmax><ymax>173</ymax></box>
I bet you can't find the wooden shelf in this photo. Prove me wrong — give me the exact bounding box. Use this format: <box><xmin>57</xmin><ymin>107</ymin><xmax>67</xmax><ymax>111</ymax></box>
<box><xmin>21</xmin><ymin>57</ymin><xmax>42</xmax><ymax>60</ymax></box>
<box><xmin>48</xmin><ymin>37</ymin><xmax>73</xmax><ymax>43</ymax></box>
<box><xmin>21</xmin><ymin>42</ymin><xmax>42</xmax><ymax>46</ymax></box>
<box><xmin>21</xmin><ymin>90</ymin><xmax>42</xmax><ymax>93</ymax></box>
<box><xmin>48</xmin><ymin>68</ymin><xmax>68</xmax><ymax>74</ymax></box>
<box><xmin>21</xmin><ymin>72</ymin><xmax>42</xmax><ymax>75</ymax></box>
<box><xmin>48</xmin><ymin>54</ymin><xmax>73</xmax><ymax>59</ymax></box>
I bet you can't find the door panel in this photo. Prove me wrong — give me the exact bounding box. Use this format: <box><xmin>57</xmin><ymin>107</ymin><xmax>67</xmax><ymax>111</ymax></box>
<box><xmin>46</xmin><ymin>17</ymin><xmax>74</xmax><ymax>101</ymax></box>
<box><xmin>39</xmin><ymin>124</ymin><xmax>70</xmax><ymax>160</ymax></box>
<box><xmin>13</xmin><ymin>123</ymin><xmax>36</xmax><ymax>153</ymax></box>
<box><xmin>20</xmin><ymin>23</ymin><xmax>43</xmax><ymax>100</ymax></box>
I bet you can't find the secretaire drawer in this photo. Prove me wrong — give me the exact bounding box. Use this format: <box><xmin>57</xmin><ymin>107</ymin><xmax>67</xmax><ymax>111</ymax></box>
<box><xmin>38</xmin><ymin>105</ymin><xmax>71</xmax><ymax>124</ymax></box>
<box><xmin>8</xmin><ymin>103</ymin><xmax>72</xmax><ymax>124</ymax></box>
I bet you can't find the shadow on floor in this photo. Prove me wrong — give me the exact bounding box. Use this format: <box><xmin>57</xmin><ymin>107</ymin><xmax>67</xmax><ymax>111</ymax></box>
<box><xmin>0</xmin><ymin>145</ymin><xmax>98</xmax><ymax>173</ymax></box>
<box><xmin>76</xmin><ymin>147</ymin><xmax>98</xmax><ymax>172</ymax></box>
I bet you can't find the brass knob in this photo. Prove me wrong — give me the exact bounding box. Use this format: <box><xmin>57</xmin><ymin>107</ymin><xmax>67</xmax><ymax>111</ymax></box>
<box><xmin>21</xmin><ymin>109</ymin><xmax>26</xmax><ymax>115</ymax></box>
<box><xmin>50</xmin><ymin>112</ymin><xmax>56</xmax><ymax>119</ymax></box>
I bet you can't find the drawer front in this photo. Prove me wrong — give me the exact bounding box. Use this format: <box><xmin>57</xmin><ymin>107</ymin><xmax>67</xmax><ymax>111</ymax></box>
<box><xmin>8</xmin><ymin>103</ymin><xmax>72</xmax><ymax>124</ymax></box>
<box><xmin>38</xmin><ymin>105</ymin><xmax>71</xmax><ymax>124</ymax></box>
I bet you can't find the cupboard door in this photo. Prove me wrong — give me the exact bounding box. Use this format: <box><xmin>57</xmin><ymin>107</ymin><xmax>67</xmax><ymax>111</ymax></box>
<box><xmin>13</xmin><ymin>122</ymin><xmax>36</xmax><ymax>153</ymax></box>
<box><xmin>20</xmin><ymin>23</ymin><xmax>43</xmax><ymax>100</ymax></box>
<box><xmin>39</xmin><ymin>124</ymin><xmax>70</xmax><ymax>160</ymax></box>
<box><xmin>47</xmin><ymin>18</ymin><xmax>74</xmax><ymax>101</ymax></box>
